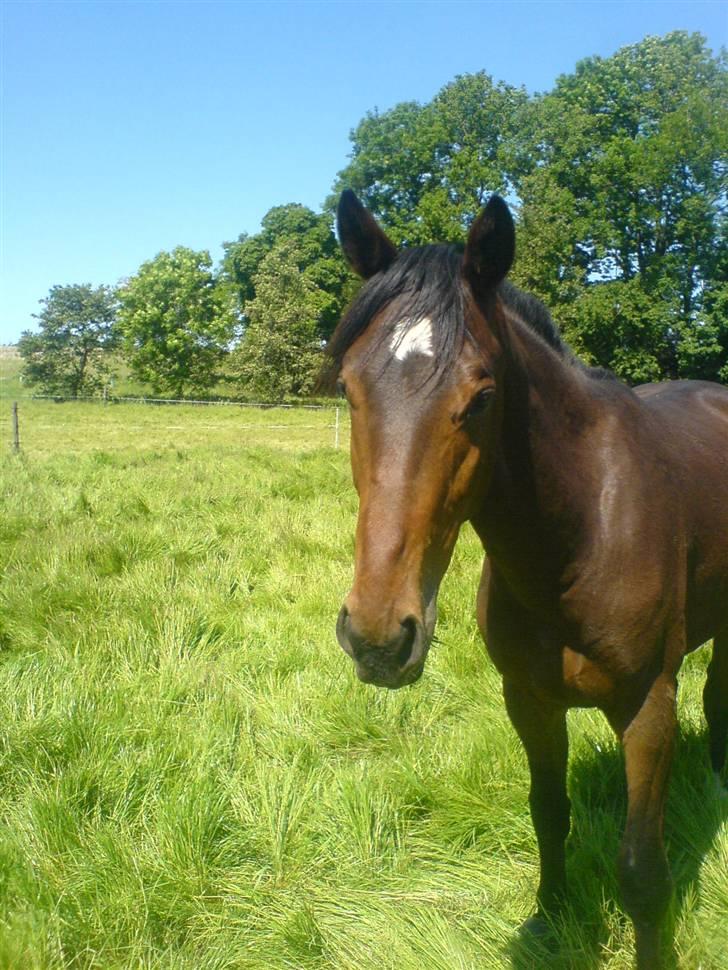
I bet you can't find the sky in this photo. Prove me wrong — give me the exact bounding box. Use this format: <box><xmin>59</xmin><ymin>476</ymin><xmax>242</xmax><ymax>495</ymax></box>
<box><xmin>1</xmin><ymin>0</ymin><xmax>725</xmax><ymax>344</ymax></box>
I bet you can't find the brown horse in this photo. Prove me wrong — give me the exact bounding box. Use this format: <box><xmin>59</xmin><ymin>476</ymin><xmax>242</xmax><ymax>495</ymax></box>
<box><xmin>329</xmin><ymin>190</ymin><xmax>728</xmax><ymax>969</ymax></box>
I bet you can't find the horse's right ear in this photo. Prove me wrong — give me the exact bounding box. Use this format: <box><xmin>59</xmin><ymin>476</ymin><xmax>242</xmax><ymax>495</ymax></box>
<box><xmin>337</xmin><ymin>190</ymin><xmax>398</xmax><ymax>279</ymax></box>
<box><xmin>463</xmin><ymin>195</ymin><xmax>515</xmax><ymax>293</ymax></box>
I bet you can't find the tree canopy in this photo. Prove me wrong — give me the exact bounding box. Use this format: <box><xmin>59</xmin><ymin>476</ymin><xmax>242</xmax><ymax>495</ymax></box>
<box><xmin>228</xmin><ymin>239</ymin><xmax>324</xmax><ymax>401</ymax></box>
<box><xmin>333</xmin><ymin>33</ymin><xmax>726</xmax><ymax>385</ymax></box>
<box><xmin>222</xmin><ymin>203</ymin><xmax>352</xmax><ymax>342</ymax></box>
<box><xmin>118</xmin><ymin>247</ymin><xmax>237</xmax><ymax>398</ymax></box>
<box><xmin>330</xmin><ymin>72</ymin><xmax>528</xmax><ymax>245</ymax></box>
<box><xmin>18</xmin><ymin>284</ymin><xmax>118</xmax><ymax>397</ymax></box>
<box><xmin>512</xmin><ymin>32</ymin><xmax>728</xmax><ymax>382</ymax></box>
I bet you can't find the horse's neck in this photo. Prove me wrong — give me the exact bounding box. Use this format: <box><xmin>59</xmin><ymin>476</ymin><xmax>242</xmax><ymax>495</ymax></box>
<box><xmin>472</xmin><ymin>318</ymin><xmax>608</xmax><ymax>595</ymax></box>
<box><xmin>501</xmin><ymin>313</ymin><xmax>598</xmax><ymax>468</ymax></box>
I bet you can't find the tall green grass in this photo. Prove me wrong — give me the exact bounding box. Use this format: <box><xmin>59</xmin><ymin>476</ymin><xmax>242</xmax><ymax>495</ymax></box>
<box><xmin>1</xmin><ymin>402</ymin><xmax>726</xmax><ymax>968</ymax></box>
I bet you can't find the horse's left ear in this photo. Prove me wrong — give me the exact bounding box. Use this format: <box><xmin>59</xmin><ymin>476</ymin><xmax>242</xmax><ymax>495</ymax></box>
<box><xmin>337</xmin><ymin>190</ymin><xmax>398</xmax><ymax>279</ymax></box>
<box><xmin>463</xmin><ymin>195</ymin><xmax>515</xmax><ymax>292</ymax></box>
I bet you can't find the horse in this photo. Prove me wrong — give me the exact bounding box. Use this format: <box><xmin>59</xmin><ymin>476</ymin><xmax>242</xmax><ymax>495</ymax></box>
<box><xmin>328</xmin><ymin>189</ymin><xmax>728</xmax><ymax>969</ymax></box>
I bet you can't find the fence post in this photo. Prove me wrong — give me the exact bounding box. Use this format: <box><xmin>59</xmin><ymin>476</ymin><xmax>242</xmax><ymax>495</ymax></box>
<box><xmin>12</xmin><ymin>401</ymin><xmax>20</xmax><ymax>453</ymax></box>
<box><xmin>334</xmin><ymin>406</ymin><xmax>340</xmax><ymax>449</ymax></box>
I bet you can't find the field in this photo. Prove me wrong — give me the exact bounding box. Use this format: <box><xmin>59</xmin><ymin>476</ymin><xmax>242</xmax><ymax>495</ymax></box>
<box><xmin>1</xmin><ymin>398</ymin><xmax>726</xmax><ymax>969</ymax></box>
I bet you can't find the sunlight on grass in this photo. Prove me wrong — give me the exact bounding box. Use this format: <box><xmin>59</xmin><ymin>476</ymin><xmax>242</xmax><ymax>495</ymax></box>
<box><xmin>1</xmin><ymin>401</ymin><xmax>726</xmax><ymax>968</ymax></box>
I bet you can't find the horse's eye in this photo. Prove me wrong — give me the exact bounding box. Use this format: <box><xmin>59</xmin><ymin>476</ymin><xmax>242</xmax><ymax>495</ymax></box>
<box><xmin>466</xmin><ymin>388</ymin><xmax>494</xmax><ymax>418</ymax></box>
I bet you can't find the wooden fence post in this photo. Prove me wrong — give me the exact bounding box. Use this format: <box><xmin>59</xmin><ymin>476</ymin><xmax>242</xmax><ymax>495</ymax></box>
<box><xmin>12</xmin><ymin>401</ymin><xmax>20</xmax><ymax>453</ymax></box>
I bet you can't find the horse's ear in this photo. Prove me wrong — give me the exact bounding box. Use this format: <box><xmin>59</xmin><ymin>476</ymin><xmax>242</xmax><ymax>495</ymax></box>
<box><xmin>337</xmin><ymin>190</ymin><xmax>398</xmax><ymax>279</ymax></box>
<box><xmin>463</xmin><ymin>195</ymin><xmax>515</xmax><ymax>292</ymax></box>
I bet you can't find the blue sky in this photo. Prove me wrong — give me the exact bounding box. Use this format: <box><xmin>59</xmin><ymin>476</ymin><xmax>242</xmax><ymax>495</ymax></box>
<box><xmin>1</xmin><ymin>0</ymin><xmax>725</xmax><ymax>344</ymax></box>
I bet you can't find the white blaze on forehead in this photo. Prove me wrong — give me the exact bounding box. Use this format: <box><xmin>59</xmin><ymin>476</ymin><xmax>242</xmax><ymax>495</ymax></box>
<box><xmin>390</xmin><ymin>316</ymin><xmax>434</xmax><ymax>360</ymax></box>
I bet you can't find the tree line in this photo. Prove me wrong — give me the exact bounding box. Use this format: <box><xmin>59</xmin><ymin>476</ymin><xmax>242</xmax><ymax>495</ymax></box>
<box><xmin>18</xmin><ymin>32</ymin><xmax>728</xmax><ymax>400</ymax></box>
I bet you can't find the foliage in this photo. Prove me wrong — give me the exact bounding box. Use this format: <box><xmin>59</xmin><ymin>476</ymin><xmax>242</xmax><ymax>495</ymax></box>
<box><xmin>1</xmin><ymin>401</ymin><xmax>726</xmax><ymax>968</ymax></box>
<box><xmin>17</xmin><ymin>284</ymin><xmax>118</xmax><ymax>397</ymax></box>
<box><xmin>561</xmin><ymin>278</ymin><xmax>677</xmax><ymax>384</ymax></box>
<box><xmin>332</xmin><ymin>33</ymin><xmax>726</xmax><ymax>384</ymax></box>
<box><xmin>696</xmin><ymin>243</ymin><xmax>728</xmax><ymax>383</ymax></box>
<box><xmin>513</xmin><ymin>32</ymin><xmax>727</xmax><ymax>381</ymax></box>
<box><xmin>229</xmin><ymin>239</ymin><xmax>324</xmax><ymax>400</ymax></box>
<box><xmin>222</xmin><ymin>203</ymin><xmax>352</xmax><ymax>341</ymax></box>
<box><xmin>118</xmin><ymin>247</ymin><xmax>237</xmax><ymax>398</ymax></box>
<box><xmin>332</xmin><ymin>72</ymin><xmax>528</xmax><ymax>245</ymax></box>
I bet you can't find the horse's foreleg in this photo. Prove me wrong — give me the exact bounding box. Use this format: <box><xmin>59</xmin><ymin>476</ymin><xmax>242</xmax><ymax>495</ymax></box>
<box><xmin>612</xmin><ymin>673</ymin><xmax>677</xmax><ymax>970</ymax></box>
<box><xmin>503</xmin><ymin>679</ymin><xmax>570</xmax><ymax>922</ymax></box>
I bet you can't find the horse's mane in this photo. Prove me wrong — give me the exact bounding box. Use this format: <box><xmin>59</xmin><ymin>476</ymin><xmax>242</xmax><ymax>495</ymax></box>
<box><xmin>325</xmin><ymin>243</ymin><xmax>589</xmax><ymax>384</ymax></box>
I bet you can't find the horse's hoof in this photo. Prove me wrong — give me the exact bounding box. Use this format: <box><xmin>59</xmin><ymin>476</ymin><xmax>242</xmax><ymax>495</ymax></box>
<box><xmin>519</xmin><ymin>914</ymin><xmax>553</xmax><ymax>940</ymax></box>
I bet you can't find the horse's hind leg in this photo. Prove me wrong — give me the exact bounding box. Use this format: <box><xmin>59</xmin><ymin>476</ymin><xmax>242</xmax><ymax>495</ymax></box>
<box><xmin>703</xmin><ymin>629</ymin><xmax>728</xmax><ymax>785</ymax></box>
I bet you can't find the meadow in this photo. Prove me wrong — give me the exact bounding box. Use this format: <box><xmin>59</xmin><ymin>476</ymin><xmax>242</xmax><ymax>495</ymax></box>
<box><xmin>0</xmin><ymin>397</ymin><xmax>726</xmax><ymax>969</ymax></box>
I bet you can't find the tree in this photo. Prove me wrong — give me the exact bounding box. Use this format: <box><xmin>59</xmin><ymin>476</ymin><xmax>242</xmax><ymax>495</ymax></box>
<box><xmin>221</xmin><ymin>203</ymin><xmax>352</xmax><ymax>342</ymax></box>
<box><xmin>229</xmin><ymin>239</ymin><xmax>323</xmax><ymax>401</ymax></box>
<box><xmin>685</xmin><ymin>238</ymin><xmax>728</xmax><ymax>382</ymax></box>
<box><xmin>118</xmin><ymin>247</ymin><xmax>237</xmax><ymax>398</ymax></box>
<box><xmin>331</xmin><ymin>35</ymin><xmax>725</xmax><ymax>383</ymax></box>
<box><xmin>18</xmin><ymin>284</ymin><xmax>118</xmax><ymax>397</ymax></box>
<box><xmin>513</xmin><ymin>32</ymin><xmax>727</xmax><ymax>381</ymax></box>
<box><xmin>330</xmin><ymin>72</ymin><xmax>528</xmax><ymax>244</ymax></box>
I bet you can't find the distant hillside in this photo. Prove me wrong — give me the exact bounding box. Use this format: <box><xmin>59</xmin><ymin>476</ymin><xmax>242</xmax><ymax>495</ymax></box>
<box><xmin>0</xmin><ymin>347</ymin><xmax>22</xmax><ymax>397</ymax></box>
<box><xmin>0</xmin><ymin>348</ymin><xmax>154</xmax><ymax>399</ymax></box>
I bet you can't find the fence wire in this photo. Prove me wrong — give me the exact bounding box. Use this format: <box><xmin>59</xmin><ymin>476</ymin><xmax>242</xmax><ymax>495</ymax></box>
<box><xmin>5</xmin><ymin>396</ymin><xmax>347</xmax><ymax>455</ymax></box>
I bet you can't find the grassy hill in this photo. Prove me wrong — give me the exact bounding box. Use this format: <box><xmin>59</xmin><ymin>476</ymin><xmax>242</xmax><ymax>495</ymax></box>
<box><xmin>0</xmin><ymin>346</ymin><xmax>23</xmax><ymax>398</ymax></box>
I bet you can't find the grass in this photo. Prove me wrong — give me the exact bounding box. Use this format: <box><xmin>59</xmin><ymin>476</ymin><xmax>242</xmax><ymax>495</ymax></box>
<box><xmin>1</xmin><ymin>400</ymin><xmax>726</xmax><ymax>969</ymax></box>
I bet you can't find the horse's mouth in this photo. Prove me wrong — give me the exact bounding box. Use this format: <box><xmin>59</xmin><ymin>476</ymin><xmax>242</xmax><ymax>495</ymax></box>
<box><xmin>353</xmin><ymin>658</ymin><xmax>426</xmax><ymax>690</ymax></box>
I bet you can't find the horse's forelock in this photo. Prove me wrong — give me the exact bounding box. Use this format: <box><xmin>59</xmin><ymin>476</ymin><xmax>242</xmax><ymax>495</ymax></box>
<box><xmin>324</xmin><ymin>245</ymin><xmax>575</xmax><ymax>389</ymax></box>
<box><xmin>326</xmin><ymin>245</ymin><xmax>468</xmax><ymax>381</ymax></box>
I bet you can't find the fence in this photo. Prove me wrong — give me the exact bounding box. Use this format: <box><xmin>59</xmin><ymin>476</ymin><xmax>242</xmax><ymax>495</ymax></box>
<box><xmin>5</xmin><ymin>395</ymin><xmax>348</xmax><ymax>455</ymax></box>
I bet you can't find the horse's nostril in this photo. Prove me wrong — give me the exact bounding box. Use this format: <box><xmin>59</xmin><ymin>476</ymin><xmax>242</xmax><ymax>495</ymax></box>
<box><xmin>337</xmin><ymin>605</ymin><xmax>356</xmax><ymax>659</ymax></box>
<box><xmin>395</xmin><ymin>617</ymin><xmax>418</xmax><ymax>668</ymax></box>
<box><xmin>337</xmin><ymin>608</ymin><xmax>426</xmax><ymax>677</ymax></box>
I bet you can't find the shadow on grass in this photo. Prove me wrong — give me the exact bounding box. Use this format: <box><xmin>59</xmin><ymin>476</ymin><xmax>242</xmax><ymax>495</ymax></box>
<box><xmin>506</xmin><ymin>725</ymin><xmax>727</xmax><ymax>969</ymax></box>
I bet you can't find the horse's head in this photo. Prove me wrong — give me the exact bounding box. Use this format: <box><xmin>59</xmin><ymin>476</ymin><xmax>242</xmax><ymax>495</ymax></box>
<box><xmin>331</xmin><ymin>190</ymin><xmax>515</xmax><ymax>689</ymax></box>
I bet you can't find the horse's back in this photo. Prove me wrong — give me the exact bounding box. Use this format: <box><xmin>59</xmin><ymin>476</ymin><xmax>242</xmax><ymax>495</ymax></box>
<box><xmin>635</xmin><ymin>379</ymin><xmax>728</xmax><ymax>464</ymax></box>
<box><xmin>636</xmin><ymin>377</ymin><xmax>728</xmax><ymax>415</ymax></box>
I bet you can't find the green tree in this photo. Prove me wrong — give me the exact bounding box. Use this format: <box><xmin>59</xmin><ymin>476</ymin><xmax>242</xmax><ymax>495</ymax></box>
<box><xmin>331</xmin><ymin>72</ymin><xmax>528</xmax><ymax>244</ymax></box>
<box><xmin>18</xmin><ymin>284</ymin><xmax>118</xmax><ymax>397</ymax></box>
<box><xmin>118</xmin><ymin>247</ymin><xmax>236</xmax><ymax>398</ymax></box>
<box><xmin>686</xmin><ymin>239</ymin><xmax>728</xmax><ymax>382</ymax></box>
<box><xmin>222</xmin><ymin>203</ymin><xmax>351</xmax><ymax>341</ymax></box>
<box><xmin>229</xmin><ymin>239</ymin><xmax>323</xmax><ymax>401</ymax></box>
<box><xmin>513</xmin><ymin>32</ymin><xmax>727</xmax><ymax>381</ymax></box>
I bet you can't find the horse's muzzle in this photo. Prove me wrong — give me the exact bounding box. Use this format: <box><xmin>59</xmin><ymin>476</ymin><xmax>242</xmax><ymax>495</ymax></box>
<box><xmin>336</xmin><ymin>606</ymin><xmax>429</xmax><ymax>689</ymax></box>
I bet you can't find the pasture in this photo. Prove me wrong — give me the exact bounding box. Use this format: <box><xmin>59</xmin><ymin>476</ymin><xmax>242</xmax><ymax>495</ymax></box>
<box><xmin>1</xmin><ymin>400</ymin><xmax>726</xmax><ymax>969</ymax></box>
